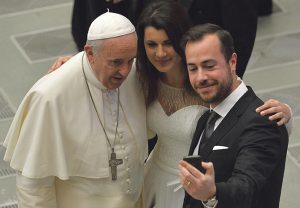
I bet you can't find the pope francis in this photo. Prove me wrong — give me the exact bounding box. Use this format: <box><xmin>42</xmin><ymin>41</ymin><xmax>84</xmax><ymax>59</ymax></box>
<box><xmin>3</xmin><ymin>12</ymin><xmax>147</xmax><ymax>208</ymax></box>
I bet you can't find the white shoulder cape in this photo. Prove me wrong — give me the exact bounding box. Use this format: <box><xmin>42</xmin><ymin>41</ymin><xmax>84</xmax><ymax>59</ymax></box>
<box><xmin>3</xmin><ymin>52</ymin><xmax>147</xmax><ymax>180</ymax></box>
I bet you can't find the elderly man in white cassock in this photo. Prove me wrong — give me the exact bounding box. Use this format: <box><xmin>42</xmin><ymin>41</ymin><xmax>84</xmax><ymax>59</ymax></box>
<box><xmin>3</xmin><ymin>12</ymin><xmax>147</xmax><ymax>208</ymax></box>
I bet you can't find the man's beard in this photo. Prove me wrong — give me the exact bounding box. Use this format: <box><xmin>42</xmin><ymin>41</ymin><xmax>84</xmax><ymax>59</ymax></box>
<box><xmin>197</xmin><ymin>74</ymin><xmax>233</xmax><ymax>105</ymax></box>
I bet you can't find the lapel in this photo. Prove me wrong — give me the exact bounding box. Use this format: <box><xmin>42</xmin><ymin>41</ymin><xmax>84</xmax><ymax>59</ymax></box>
<box><xmin>199</xmin><ymin>87</ymin><xmax>257</xmax><ymax>159</ymax></box>
<box><xmin>188</xmin><ymin>110</ymin><xmax>210</xmax><ymax>155</ymax></box>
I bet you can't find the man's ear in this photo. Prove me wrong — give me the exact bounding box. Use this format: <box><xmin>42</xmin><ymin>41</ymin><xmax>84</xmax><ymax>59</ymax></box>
<box><xmin>84</xmin><ymin>45</ymin><xmax>95</xmax><ymax>64</ymax></box>
<box><xmin>229</xmin><ymin>53</ymin><xmax>237</xmax><ymax>74</ymax></box>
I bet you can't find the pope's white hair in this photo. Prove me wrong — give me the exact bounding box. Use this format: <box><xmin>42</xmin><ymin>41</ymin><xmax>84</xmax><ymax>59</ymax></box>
<box><xmin>86</xmin><ymin>39</ymin><xmax>104</xmax><ymax>55</ymax></box>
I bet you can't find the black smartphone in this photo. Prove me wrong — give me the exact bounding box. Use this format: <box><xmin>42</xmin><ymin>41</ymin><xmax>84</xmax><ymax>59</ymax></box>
<box><xmin>183</xmin><ymin>155</ymin><xmax>205</xmax><ymax>173</ymax></box>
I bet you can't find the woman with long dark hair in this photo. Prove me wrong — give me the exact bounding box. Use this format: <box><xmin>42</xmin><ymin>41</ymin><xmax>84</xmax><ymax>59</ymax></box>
<box><xmin>136</xmin><ymin>2</ymin><xmax>207</xmax><ymax>207</ymax></box>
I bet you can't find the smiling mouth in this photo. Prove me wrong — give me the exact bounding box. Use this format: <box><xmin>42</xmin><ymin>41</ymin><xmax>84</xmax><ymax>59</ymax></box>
<box><xmin>198</xmin><ymin>84</ymin><xmax>216</xmax><ymax>92</ymax></box>
<box><xmin>156</xmin><ymin>59</ymin><xmax>170</xmax><ymax>65</ymax></box>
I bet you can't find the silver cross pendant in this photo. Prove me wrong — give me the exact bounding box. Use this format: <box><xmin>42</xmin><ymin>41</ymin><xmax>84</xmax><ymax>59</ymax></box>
<box><xmin>109</xmin><ymin>152</ymin><xmax>123</xmax><ymax>180</ymax></box>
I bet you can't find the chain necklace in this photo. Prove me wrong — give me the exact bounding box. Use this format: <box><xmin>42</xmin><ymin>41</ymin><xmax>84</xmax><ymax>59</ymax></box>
<box><xmin>81</xmin><ymin>53</ymin><xmax>123</xmax><ymax>180</ymax></box>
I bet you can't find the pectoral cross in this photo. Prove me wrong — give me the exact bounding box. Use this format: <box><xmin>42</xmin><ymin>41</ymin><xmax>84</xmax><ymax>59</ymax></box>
<box><xmin>109</xmin><ymin>151</ymin><xmax>123</xmax><ymax>180</ymax></box>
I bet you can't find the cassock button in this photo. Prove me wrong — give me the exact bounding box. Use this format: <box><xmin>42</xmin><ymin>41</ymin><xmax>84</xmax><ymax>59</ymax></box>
<box><xmin>126</xmin><ymin>179</ymin><xmax>130</xmax><ymax>183</ymax></box>
<box><xmin>122</xmin><ymin>145</ymin><xmax>126</xmax><ymax>150</ymax></box>
<box><xmin>126</xmin><ymin>168</ymin><xmax>130</xmax><ymax>172</ymax></box>
<box><xmin>125</xmin><ymin>156</ymin><xmax>129</xmax><ymax>161</ymax></box>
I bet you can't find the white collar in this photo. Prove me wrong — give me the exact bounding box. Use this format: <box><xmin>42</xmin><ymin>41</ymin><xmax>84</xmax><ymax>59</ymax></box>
<box><xmin>212</xmin><ymin>80</ymin><xmax>248</xmax><ymax>118</ymax></box>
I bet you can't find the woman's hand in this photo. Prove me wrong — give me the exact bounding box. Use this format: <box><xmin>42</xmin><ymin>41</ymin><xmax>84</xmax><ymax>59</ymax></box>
<box><xmin>256</xmin><ymin>99</ymin><xmax>292</xmax><ymax>126</ymax></box>
<box><xmin>48</xmin><ymin>55</ymin><xmax>73</xmax><ymax>74</ymax></box>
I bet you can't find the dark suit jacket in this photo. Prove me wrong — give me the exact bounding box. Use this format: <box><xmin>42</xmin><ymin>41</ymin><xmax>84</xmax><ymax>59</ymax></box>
<box><xmin>184</xmin><ymin>87</ymin><xmax>288</xmax><ymax>208</ymax></box>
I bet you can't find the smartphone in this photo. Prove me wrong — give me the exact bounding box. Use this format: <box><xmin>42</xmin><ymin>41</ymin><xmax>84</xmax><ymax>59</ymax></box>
<box><xmin>183</xmin><ymin>155</ymin><xmax>205</xmax><ymax>173</ymax></box>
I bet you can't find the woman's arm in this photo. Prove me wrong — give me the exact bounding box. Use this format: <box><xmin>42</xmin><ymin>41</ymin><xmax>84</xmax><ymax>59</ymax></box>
<box><xmin>48</xmin><ymin>55</ymin><xmax>73</xmax><ymax>73</ymax></box>
<box><xmin>256</xmin><ymin>99</ymin><xmax>293</xmax><ymax>134</ymax></box>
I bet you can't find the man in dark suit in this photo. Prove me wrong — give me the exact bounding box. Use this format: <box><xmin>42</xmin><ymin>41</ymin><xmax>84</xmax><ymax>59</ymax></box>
<box><xmin>179</xmin><ymin>23</ymin><xmax>288</xmax><ymax>208</ymax></box>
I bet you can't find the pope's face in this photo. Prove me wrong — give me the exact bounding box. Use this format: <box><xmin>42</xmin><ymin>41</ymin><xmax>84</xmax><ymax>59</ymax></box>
<box><xmin>144</xmin><ymin>26</ymin><xmax>182</xmax><ymax>74</ymax></box>
<box><xmin>185</xmin><ymin>34</ymin><xmax>238</xmax><ymax>108</ymax></box>
<box><xmin>86</xmin><ymin>33</ymin><xmax>137</xmax><ymax>90</ymax></box>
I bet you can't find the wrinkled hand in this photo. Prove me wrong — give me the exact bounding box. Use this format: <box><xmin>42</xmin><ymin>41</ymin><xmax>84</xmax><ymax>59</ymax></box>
<box><xmin>48</xmin><ymin>55</ymin><xmax>73</xmax><ymax>74</ymax></box>
<box><xmin>179</xmin><ymin>160</ymin><xmax>216</xmax><ymax>201</ymax></box>
<box><xmin>256</xmin><ymin>99</ymin><xmax>292</xmax><ymax>126</ymax></box>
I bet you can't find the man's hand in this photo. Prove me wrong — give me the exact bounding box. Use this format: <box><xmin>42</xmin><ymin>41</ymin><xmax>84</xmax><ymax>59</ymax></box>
<box><xmin>256</xmin><ymin>99</ymin><xmax>292</xmax><ymax>126</ymax></box>
<box><xmin>179</xmin><ymin>160</ymin><xmax>216</xmax><ymax>201</ymax></box>
<box><xmin>48</xmin><ymin>55</ymin><xmax>73</xmax><ymax>74</ymax></box>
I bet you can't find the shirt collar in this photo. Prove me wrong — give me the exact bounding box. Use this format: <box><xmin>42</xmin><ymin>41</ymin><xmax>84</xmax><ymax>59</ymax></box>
<box><xmin>212</xmin><ymin>79</ymin><xmax>248</xmax><ymax>118</ymax></box>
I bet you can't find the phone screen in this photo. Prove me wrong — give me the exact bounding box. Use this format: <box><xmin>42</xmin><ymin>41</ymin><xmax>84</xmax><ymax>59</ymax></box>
<box><xmin>183</xmin><ymin>155</ymin><xmax>205</xmax><ymax>173</ymax></box>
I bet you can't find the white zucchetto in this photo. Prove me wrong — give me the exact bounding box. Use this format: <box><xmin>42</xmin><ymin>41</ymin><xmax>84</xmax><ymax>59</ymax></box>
<box><xmin>87</xmin><ymin>11</ymin><xmax>135</xmax><ymax>40</ymax></box>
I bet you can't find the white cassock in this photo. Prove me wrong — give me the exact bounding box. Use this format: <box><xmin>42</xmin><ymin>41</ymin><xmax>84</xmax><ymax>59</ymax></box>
<box><xmin>3</xmin><ymin>52</ymin><xmax>148</xmax><ymax>208</ymax></box>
